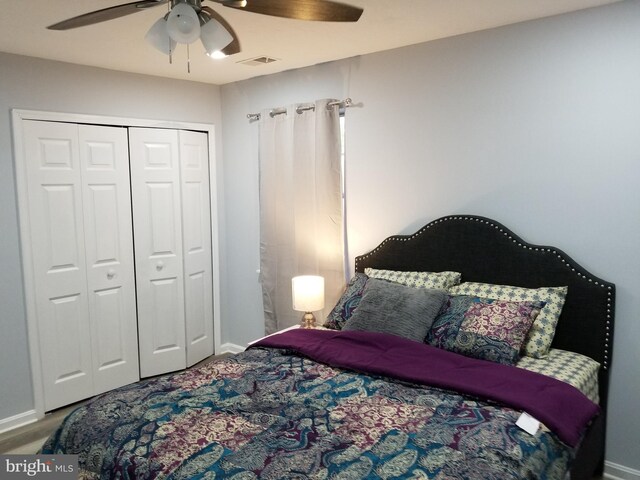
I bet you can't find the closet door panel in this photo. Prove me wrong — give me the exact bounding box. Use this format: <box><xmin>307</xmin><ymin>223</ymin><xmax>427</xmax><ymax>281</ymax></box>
<box><xmin>180</xmin><ymin>131</ymin><xmax>214</xmax><ymax>366</ymax></box>
<box><xmin>129</xmin><ymin>127</ymin><xmax>186</xmax><ymax>377</ymax></box>
<box><xmin>22</xmin><ymin>120</ymin><xmax>94</xmax><ymax>411</ymax></box>
<box><xmin>79</xmin><ymin>125</ymin><xmax>139</xmax><ymax>394</ymax></box>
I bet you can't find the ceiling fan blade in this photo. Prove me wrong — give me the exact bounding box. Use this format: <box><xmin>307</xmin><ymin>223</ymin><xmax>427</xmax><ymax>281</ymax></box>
<box><xmin>201</xmin><ymin>6</ymin><xmax>241</xmax><ymax>56</ymax></box>
<box><xmin>220</xmin><ymin>0</ymin><xmax>363</xmax><ymax>22</ymax></box>
<box><xmin>47</xmin><ymin>0</ymin><xmax>168</xmax><ymax>30</ymax></box>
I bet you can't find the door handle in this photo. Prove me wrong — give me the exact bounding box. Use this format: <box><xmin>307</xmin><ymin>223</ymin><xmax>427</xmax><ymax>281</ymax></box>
<box><xmin>156</xmin><ymin>261</ymin><xmax>165</xmax><ymax>271</ymax></box>
<box><xmin>107</xmin><ymin>269</ymin><xmax>116</xmax><ymax>280</ymax></box>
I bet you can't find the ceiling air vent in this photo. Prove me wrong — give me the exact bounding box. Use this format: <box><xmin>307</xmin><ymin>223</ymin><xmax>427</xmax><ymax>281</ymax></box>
<box><xmin>238</xmin><ymin>56</ymin><xmax>279</xmax><ymax>67</ymax></box>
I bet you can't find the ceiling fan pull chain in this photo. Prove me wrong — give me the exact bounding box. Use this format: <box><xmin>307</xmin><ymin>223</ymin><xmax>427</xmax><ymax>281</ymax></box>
<box><xmin>168</xmin><ymin>0</ymin><xmax>173</xmax><ymax>64</ymax></box>
<box><xmin>187</xmin><ymin>43</ymin><xmax>191</xmax><ymax>73</ymax></box>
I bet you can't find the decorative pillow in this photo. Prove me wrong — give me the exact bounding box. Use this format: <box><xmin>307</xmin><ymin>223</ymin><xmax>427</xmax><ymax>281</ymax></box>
<box><xmin>426</xmin><ymin>295</ymin><xmax>543</xmax><ymax>365</ymax></box>
<box><xmin>343</xmin><ymin>279</ymin><xmax>447</xmax><ymax>342</ymax></box>
<box><xmin>365</xmin><ymin>268</ymin><xmax>461</xmax><ymax>290</ymax></box>
<box><xmin>323</xmin><ymin>273</ymin><xmax>368</xmax><ymax>330</ymax></box>
<box><xmin>448</xmin><ymin>282</ymin><xmax>568</xmax><ymax>358</ymax></box>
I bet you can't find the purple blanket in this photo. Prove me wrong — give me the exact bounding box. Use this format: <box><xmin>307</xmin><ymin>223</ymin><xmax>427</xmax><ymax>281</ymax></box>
<box><xmin>252</xmin><ymin>328</ymin><xmax>599</xmax><ymax>447</ymax></box>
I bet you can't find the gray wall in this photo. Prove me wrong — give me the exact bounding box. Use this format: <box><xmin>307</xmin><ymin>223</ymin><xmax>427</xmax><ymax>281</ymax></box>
<box><xmin>0</xmin><ymin>52</ymin><xmax>222</xmax><ymax>421</ymax></box>
<box><xmin>220</xmin><ymin>1</ymin><xmax>640</xmax><ymax>472</ymax></box>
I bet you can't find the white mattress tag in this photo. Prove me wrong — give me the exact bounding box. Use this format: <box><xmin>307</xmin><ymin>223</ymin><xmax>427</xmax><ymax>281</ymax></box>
<box><xmin>516</xmin><ymin>412</ymin><xmax>540</xmax><ymax>435</ymax></box>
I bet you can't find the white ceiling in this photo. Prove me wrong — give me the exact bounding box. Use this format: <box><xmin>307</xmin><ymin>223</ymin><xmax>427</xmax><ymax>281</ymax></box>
<box><xmin>0</xmin><ymin>0</ymin><xmax>621</xmax><ymax>85</ymax></box>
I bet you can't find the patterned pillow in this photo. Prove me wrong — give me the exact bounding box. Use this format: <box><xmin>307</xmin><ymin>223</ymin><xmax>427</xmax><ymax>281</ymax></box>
<box><xmin>365</xmin><ymin>268</ymin><xmax>461</xmax><ymax>290</ymax></box>
<box><xmin>426</xmin><ymin>295</ymin><xmax>544</xmax><ymax>365</ymax></box>
<box><xmin>448</xmin><ymin>282</ymin><xmax>568</xmax><ymax>358</ymax></box>
<box><xmin>323</xmin><ymin>273</ymin><xmax>368</xmax><ymax>330</ymax></box>
<box><xmin>343</xmin><ymin>279</ymin><xmax>447</xmax><ymax>342</ymax></box>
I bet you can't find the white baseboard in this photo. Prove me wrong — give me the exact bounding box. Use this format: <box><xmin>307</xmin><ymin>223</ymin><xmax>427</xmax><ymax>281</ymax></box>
<box><xmin>219</xmin><ymin>342</ymin><xmax>245</xmax><ymax>354</ymax></box>
<box><xmin>0</xmin><ymin>409</ymin><xmax>38</xmax><ymax>434</ymax></box>
<box><xmin>605</xmin><ymin>461</ymin><xmax>640</xmax><ymax>480</ymax></box>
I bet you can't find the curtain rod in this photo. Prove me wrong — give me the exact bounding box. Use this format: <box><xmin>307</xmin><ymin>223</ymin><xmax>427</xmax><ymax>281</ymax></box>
<box><xmin>247</xmin><ymin>98</ymin><xmax>354</xmax><ymax>122</ymax></box>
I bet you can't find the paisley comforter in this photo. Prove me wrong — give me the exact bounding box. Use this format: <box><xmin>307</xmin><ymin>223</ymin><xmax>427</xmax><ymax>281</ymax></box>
<box><xmin>42</xmin><ymin>329</ymin><xmax>598</xmax><ymax>479</ymax></box>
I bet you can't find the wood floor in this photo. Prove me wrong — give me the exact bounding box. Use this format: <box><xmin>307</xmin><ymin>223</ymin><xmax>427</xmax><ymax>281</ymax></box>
<box><xmin>0</xmin><ymin>352</ymin><xmax>230</xmax><ymax>454</ymax></box>
<box><xmin>0</xmin><ymin>402</ymin><xmax>83</xmax><ymax>454</ymax></box>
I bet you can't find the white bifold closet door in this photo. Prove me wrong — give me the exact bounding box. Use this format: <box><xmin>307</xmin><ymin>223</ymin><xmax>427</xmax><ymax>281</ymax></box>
<box><xmin>22</xmin><ymin>120</ymin><xmax>139</xmax><ymax>411</ymax></box>
<box><xmin>179</xmin><ymin>130</ymin><xmax>215</xmax><ymax>367</ymax></box>
<box><xmin>129</xmin><ymin>128</ymin><xmax>214</xmax><ymax>377</ymax></box>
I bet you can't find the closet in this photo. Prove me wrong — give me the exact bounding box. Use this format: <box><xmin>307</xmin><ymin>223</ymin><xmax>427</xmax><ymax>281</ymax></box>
<box><xmin>129</xmin><ymin>127</ymin><xmax>214</xmax><ymax>378</ymax></box>
<box><xmin>18</xmin><ymin>118</ymin><xmax>215</xmax><ymax>412</ymax></box>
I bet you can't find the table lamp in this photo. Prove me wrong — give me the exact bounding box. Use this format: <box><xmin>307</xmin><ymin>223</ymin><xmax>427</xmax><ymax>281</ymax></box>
<box><xmin>292</xmin><ymin>275</ymin><xmax>325</xmax><ymax>329</ymax></box>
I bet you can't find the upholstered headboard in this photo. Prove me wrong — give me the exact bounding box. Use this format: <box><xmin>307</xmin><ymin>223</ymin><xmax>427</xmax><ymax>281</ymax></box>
<box><xmin>354</xmin><ymin>215</ymin><xmax>615</xmax><ymax>407</ymax></box>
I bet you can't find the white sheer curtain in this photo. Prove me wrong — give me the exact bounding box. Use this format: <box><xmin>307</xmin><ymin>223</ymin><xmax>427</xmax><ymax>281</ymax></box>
<box><xmin>259</xmin><ymin>99</ymin><xmax>344</xmax><ymax>333</ymax></box>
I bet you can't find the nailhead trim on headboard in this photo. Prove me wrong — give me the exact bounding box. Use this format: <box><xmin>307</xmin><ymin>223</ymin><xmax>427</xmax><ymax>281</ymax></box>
<box><xmin>354</xmin><ymin>215</ymin><xmax>614</xmax><ymax>370</ymax></box>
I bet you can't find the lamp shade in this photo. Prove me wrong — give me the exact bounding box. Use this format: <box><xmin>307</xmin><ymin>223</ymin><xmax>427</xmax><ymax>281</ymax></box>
<box><xmin>145</xmin><ymin>17</ymin><xmax>176</xmax><ymax>55</ymax></box>
<box><xmin>200</xmin><ymin>17</ymin><xmax>233</xmax><ymax>55</ymax></box>
<box><xmin>292</xmin><ymin>276</ymin><xmax>325</xmax><ymax>312</ymax></box>
<box><xmin>166</xmin><ymin>2</ymin><xmax>201</xmax><ymax>44</ymax></box>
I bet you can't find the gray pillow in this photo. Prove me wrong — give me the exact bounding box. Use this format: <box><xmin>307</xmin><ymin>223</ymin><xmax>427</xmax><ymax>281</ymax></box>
<box><xmin>343</xmin><ymin>278</ymin><xmax>447</xmax><ymax>342</ymax></box>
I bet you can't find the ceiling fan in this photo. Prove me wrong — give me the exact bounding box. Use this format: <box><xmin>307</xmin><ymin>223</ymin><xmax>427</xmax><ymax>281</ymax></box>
<box><xmin>47</xmin><ymin>0</ymin><xmax>364</xmax><ymax>60</ymax></box>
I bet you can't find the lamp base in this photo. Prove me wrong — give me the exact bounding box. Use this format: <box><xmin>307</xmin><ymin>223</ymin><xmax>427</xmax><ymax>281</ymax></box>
<box><xmin>301</xmin><ymin>312</ymin><xmax>316</xmax><ymax>329</ymax></box>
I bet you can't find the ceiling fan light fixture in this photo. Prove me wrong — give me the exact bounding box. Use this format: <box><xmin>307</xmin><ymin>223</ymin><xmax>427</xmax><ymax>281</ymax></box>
<box><xmin>145</xmin><ymin>16</ymin><xmax>176</xmax><ymax>55</ymax></box>
<box><xmin>166</xmin><ymin>2</ymin><xmax>201</xmax><ymax>44</ymax></box>
<box><xmin>208</xmin><ymin>50</ymin><xmax>228</xmax><ymax>60</ymax></box>
<box><xmin>200</xmin><ymin>18</ymin><xmax>233</xmax><ymax>56</ymax></box>
<box><xmin>52</xmin><ymin>0</ymin><xmax>364</xmax><ymax>68</ymax></box>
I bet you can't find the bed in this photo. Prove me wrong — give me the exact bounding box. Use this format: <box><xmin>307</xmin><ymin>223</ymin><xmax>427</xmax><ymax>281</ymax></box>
<box><xmin>42</xmin><ymin>214</ymin><xmax>615</xmax><ymax>480</ymax></box>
